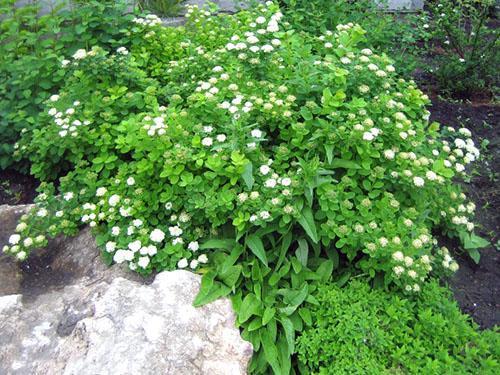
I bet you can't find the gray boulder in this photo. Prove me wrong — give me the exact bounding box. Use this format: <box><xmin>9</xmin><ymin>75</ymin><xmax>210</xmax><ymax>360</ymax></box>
<box><xmin>0</xmin><ymin>204</ymin><xmax>252</xmax><ymax>374</ymax></box>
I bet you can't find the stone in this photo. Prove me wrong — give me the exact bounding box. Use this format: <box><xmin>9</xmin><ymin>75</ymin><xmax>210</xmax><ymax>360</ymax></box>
<box><xmin>0</xmin><ymin>205</ymin><xmax>253</xmax><ymax>374</ymax></box>
<box><xmin>375</xmin><ymin>0</ymin><xmax>424</xmax><ymax>11</ymax></box>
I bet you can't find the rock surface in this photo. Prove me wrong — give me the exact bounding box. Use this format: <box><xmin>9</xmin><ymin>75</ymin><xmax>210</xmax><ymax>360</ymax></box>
<box><xmin>0</xmin><ymin>205</ymin><xmax>252</xmax><ymax>374</ymax></box>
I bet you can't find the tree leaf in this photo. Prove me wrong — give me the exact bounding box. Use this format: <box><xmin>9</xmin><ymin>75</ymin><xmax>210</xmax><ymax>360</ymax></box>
<box><xmin>246</xmin><ymin>234</ymin><xmax>268</xmax><ymax>266</ymax></box>
<box><xmin>298</xmin><ymin>207</ymin><xmax>319</xmax><ymax>243</ymax></box>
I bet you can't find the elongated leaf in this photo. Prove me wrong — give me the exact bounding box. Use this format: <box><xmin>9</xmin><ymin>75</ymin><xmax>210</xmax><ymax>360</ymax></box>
<box><xmin>296</xmin><ymin>238</ymin><xmax>309</xmax><ymax>266</ymax></box>
<box><xmin>241</xmin><ymin>162</ymin><xmax>254</xmax><ymax>190</ymax></box>
<box><xmin>194</xmin><ymin>272</ymin><xmax>231</xmax><ymax>307</ymax></box>
<box><xmin>276</xmin><ymin>232</ymin><xmax>293</xmax><ymax>269</ymax></box>
<box><xmin>199</xmin><ymin>238</ymin><xmax>235</xmax><ymax>250</ymax></box>
<box><xmin>298</xmin><ymin>207</ymin><xmax>319</xmax><ymax>243</ymax></box>
<box><xmin>238</xmin><ymin>293</ymin><xmax>261</xmax><ymax>323</ymax></box>
<box><xmin>246</xmin><ymin>234</ymin><xmax>268</xmax><ymax>266</ymax></box>
<box><xmin>280</xmin><ymin>317</ymin><xmax>295</xmax><ymax>355</ymax></box>
<box><xmin>261</xmin><ymin>330</ymin><xmax>282</xmax><ymax>374</ymax></box>
<box><xmin>330</xmin><ymin>159</ymin><xmax>361</xmax><ymax>169</ymax></box>
<box><xmin>324</xmin><ymin>144</ymin><xmax>334</xmax><ymax>164</ymax></box>
<box><xmin>262</xmin><ymin>307</ymin><xmax>276</xmax><ymax>325</ymax></box>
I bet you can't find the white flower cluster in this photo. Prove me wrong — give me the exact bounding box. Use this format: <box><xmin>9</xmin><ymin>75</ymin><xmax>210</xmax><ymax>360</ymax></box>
<box><xmin>133</xmin><ymin>14</ymin><xmax>162</xmax><ymax>27</ymax></box>
<box><xmin>47</xmin><ymin>98</ymin><xmax>89</xmax><ymax>138</ymax></box>
<box><xmin>143</xmin><ymin>115</ymin><xmax>168</xmax><ymax>136</ymax></box>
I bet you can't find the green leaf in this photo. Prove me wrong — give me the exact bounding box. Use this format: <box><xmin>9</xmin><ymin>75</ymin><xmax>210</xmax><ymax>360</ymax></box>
<box><xmin>219</xmin><ymin>265</ymin><xmax>242</xmax><ymax>288</ymax></box>
<box><xmin>246</xmin><ymin>234</ymin><xmax>268</xmax><ymax>267</ymax></box>
<box><xmin>298</xmin><ymin>207</ymin><xmax>319</xmax><ymax>243</ymax></box>
<box><xmin>241</xmin><ymin>162</ymin><xmax>254</xmax><ymax>190</ymax></box>
<box><xmin>296</xmin><ymin>238</ymin><xmax>309</xmax><ymax>266</ymax></box>
<box><xmin>298</xmin><ymin>308</ymin><xmax>312</xmax><ymax>326</ymax></box>
<box><xmin>463</xmin><ymin>233</ymin><xmax>490</xmax><ymax>250</ymax></box>
<box><xmin>468</xmin><ymin>248</ymin><xmax>481</xmax><ymax>264</ymax></box>
<box><xmin>262</xmin><ymin>307</ymin><xmax>276</xmax><ymax>325</ymax></box>
<box><xmin>325</xmin><ymin>144</ymin><xmax>334</xmax><ymax>164</ymax></box>
<box><xmin>300</xmin><ymin>107</ymin><xmax>312</xmax><ymax>120</ymax></box>
<box><xmin>239</xmin><ymin>293</ymin><xmax>261</xmax><ymax>323</ymax></box>
<box><xmin>261</xmin><ymin>330</ymin><xmax>282</xmax><ymax>374</ymax></box>
<box><xmin>330</xmin><ymin>158</ymin><xmax>361</xmax><ymax>169</ymax></box>
<box><xmin>200</xmin><ymin>239</ymin><xmax>235</xmax><ymax>250</ymax></box>
<box><xmin>316</xmin><ymin>260</ymin><xmax>334</xmax><ymax>282</ymax></box>
<box><xmin>280</xmin><ymin>317</ymin><xmax>295</xmax><ymax>355</ymax></box>
<box><xmin>193</xmin><ymin>272</ymin><xmax>231</xmax><ymax>307</ymax></box>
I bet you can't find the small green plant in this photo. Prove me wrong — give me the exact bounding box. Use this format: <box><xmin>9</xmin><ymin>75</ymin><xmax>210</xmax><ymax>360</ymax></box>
<box><xmin>296</xmin><ymin>279</ymin><xmax>499</xmax><ymax>374</ymax></box>
<box><xmin>136</xmin><ymin>0</ymin><xmax>183</xmax><ymax>16</ymax></box>
<box><xmin>426</xmin><ymin>0</ymin><xmax>499</xmax><ymax>99</ymax></box>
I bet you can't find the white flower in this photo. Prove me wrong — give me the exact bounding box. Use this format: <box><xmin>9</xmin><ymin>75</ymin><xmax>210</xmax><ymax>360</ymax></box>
<box><xmin>259</xmin><ymin>211</ymin><xmax>271</xmax><ymax>220</ymax></box>
<box><xmin>61</xmin><ymin>59</ymin><xmax>70</xmax><ymax>67</ymax></box>
<box><xmin>281</xmin><ymin>177</ymin><xmax>292</xmax><ymax>186</ymax></box>
<box><xmin>16</xmin><ymin>222</ymin><xmax>27</xmax><ymax>232</ymax></box>
<box><xmin>147</xmin><ymin>245</ymin><xmax>157</xmax><ymax>256</ymax></box>
<box><xmin>165</xmin><ymin>202</ymin><xmax>173</xmax><ymax>210</ymax></box>
<box><xmin>188</xmin><ymin>241</ymin><xmax>199</xmax><ymax>252</ymax></box>
<box><xmin>50</xmin><ymin>94</ymin><xmax>60</xmax><ymax>102</ymax></box>
<box><xmin>138</xmin><ymin>256</ymin><xmax>150</xmax><ymax>268</ymax></box>
<box><xmin>111</xmin><ymin>226</ymin><xmax>120</xmax><ymax>236</ymax></box>
<box><xmin>265</xmin><ymin>178</ymin><xmax>277</xmax><ymax>188</ymax></box>
<box><xmin>168</xmin><ymin>226</ymin><xmax>183</xmax><ymax>237</ymax></box>
<box><xmin>251</xmin><ymin>129</ymin><xmax>263</xmax><ymax>138</ymax></box>
<box><xmin>413</xmin><ymin>177</ymin><xmax>425</xmax><ymax>187</ymax></box>
<box><xmin>128</xmin><ymin>240</ymin><xmax>142</xmax><ymax>253</ymax></box>
<box><xmin>190</xmin><ymin>259</ymin><xmax>199</xmax><ymax>269</ymax></box>
<box><xmin>198</xmin><ymin>254</ymin><xmax>208</xmax><ymax>263</ymax></box>
<box><xmin>96</xmin><ymin>187</ymin><xmax>107</xmax><ymax>197</ymax></box>
<box><xmin>362</xmin><ymin>132</ymin><xmax>374</xmax><ymax>141</ymax></box>
<box><xmin>108</xmin><ymin>194</ymin><xmax>120</xmax><ymax>206</ymax></box>
<box><xmin>216</xmin><ymin>134</ymin><xmax>227</xmax><ymax>142</ymax></box>
<box><xmin>105</xmin><ymin>241</ymin><xmax>116</xmax><ymax>253</ymax></box>
<box><xmin>73</xmin><ymin>49</ymin><xmax>87</xmax><ymax>59</ymax></box>
<box><xmin>177</xmin><ymin>258</ymin><xmax>188</xmax><ymax>268</ymax></box>
<box><xmin>404</xmin><ymin>256</ymin><xmax>414</xmax><ymax>267</ymax></box>
<box><xmin>384</xmin><ymin>150</ymin><xmax>395</xmax><ymax>160</ymax></box>
<box><xmin>150</xmin><ymin>228</ymin><xmax>165</xmax><ymax>243</ymax></box>
<box><xmin>455</xmin><ymin>163</ymin><xmax>465</xmax><ymax>172</ymax></box>
<box><xmin>392</xmin><ymin>251</ymin><xmax>404</xmax><ymax>262</ymax></box>
<box><xmin>259</xmin><ymin>165</ymin><xmax>271</xmax><ymax>175</ymax></box>
<box><xmin>202</xmin><ymin>137</ymin><xmax>213</xmax><ymax>146</ymax></box>
<box><xmin>9</xmin><ymin>234</ymin><xmax>21</xmax><ymax>245</ymax></box>
<box><xmin>408</xmin><ymin>270</ymin><xmax>417</xmax><ymax>278</ymax></box>
<box><xmin>426</xmin><ymin>171</ymin><xmax>437</xmax><ymax>180</ymax></box>
<box><xmin>127</xmin><ymin>177</ymin><xmax>135</xmax><ymax>186</ymax></box>
<box><xmin>113</xmin><ymin>250</ymin><xmax>127</xmax><ymax>264</ymax></box>
<box><xmin>117</xmin><ymin>47</ymin><xmax>129</xmax><ymax>55</ymax></box>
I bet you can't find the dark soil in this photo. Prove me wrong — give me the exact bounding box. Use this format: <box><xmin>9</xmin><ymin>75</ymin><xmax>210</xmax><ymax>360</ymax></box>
<box><xmin>429</xmin><ymin>97</ymin><xmax>500</xmax><ymax>329</ymax></box>
<box><xmin>0</xmin><ymin>169</ymin><xmax>39</xmax><ymax>205</ymax></box>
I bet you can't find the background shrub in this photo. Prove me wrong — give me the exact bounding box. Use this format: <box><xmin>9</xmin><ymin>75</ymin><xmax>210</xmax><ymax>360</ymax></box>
<box><xmin>0</xmin><ymin>0</ymin><xmax>139</xmax><ymax>169</ymax></box>
<box><xmin>296</xmin><ymin>279</ymin><xmax>499</xmax><ymax>374</ymax></box>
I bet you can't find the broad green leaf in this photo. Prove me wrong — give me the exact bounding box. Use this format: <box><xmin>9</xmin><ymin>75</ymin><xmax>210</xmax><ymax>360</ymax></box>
<box><xmin>238</xmin><ymin>293</ymin><xmax>262</xmax><ymax>323</ymax></box>
<box><xmin>468</xmin><ymin>248</ymin><xmax>481</xmax><ymax>264</ymax></box>
<box><xmin>246</xmin><ymin>234</ymin><xmax>268</xmax><ymax>266</ymax></box>
<box><xmin>262</xmin><ymin>307</ymin><xmax>276</xmax><ymax>325</ymax></box>
<box><xmin>316</xmin><ymin>260</ymin><xmax>334</xmax><ymax>282</ymax></box>
<box><xmin>298</xmin><ymin>207</ymin><xmax>319</xmax><ymax>243</ymax></box>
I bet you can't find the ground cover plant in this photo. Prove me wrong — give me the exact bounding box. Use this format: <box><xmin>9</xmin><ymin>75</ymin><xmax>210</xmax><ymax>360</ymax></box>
<box><xmin>2</xmin><ymin>1</ymin><xmax>497</xmax><ymax>373</ymax></box>
<box><xmin>296</xmin><ymin>279</ymin><xmax>499</xmax><ymax>373</ymax></box>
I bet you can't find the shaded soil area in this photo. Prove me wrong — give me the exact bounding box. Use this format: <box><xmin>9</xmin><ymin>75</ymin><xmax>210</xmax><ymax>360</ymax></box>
<box><xmin>429</xmin><ymin>98</ymin><xmax>500</xmax><ymax>329</ymax></box>
<box><xmin>0</xmin><ymin>168</ymin><xmax>38</xmax><ymax>205</ymax></box>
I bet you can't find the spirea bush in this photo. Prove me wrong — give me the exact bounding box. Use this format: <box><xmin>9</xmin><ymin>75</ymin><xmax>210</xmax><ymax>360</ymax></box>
<box><xmin>3</xmin><ymin>2</ymin><xmax>487</xmax><ymax>373</ymax></box>
<box><xmin>296</xmin><ymin>279</ymin><xmax>499</xmax><ymax>374</ymax></box>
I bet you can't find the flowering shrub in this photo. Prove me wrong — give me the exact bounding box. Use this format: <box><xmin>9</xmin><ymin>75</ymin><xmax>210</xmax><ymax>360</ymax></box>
<box><xmin>0</xmin><ymin>0</ymin><xmax>140</xmax><ymax>169</ymax></box>
<box><xmin>425</xmin><ymin>0</ymin><xmax>499</xmax><ymax>98</ymax></box>
<box><xmin>3</xmin><ymin>1</ymin><xmax>489</xmax><ymax>373</ymax></box>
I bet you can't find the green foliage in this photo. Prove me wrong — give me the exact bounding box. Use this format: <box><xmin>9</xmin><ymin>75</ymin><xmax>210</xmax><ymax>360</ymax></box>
<box><xmin>0</xmin><ymin>0</ymin><xmax>138</xmax><ymax>169</ymax></box>
<box><xmin>278</xmin><ymin>0</ymin><xmax>429</xmax><ymax>76</ymax></box>
<box><xmin>2</xmin><ymin>2</ymin><xmax>489</xmax><ymax>373</ymax></box>
<box><xmin>425</xmin><ymin>0</ymin><xmax>499</xmax><ymax>98</ymax></box>
<box><xmin>296</xmin><ymin>279</ymin><xmax>500</xmax><ymax>374</ymax></box>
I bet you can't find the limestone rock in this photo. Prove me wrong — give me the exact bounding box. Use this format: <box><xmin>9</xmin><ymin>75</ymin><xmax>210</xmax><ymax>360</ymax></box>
<box><xmin>0</xmin><ymin>204</ymin><xmax>252</xmax><ymax>374</ymax></box>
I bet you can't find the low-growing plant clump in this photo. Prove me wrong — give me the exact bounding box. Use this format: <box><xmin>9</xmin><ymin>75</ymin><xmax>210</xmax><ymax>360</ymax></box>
<box><xmin>296</xmin><ymin>279</ymin><xmax>499</xmax><ymax>374</ymax></box>
<box><xmin>2</xmin><ymin>1</ymin><xmax>497</xmax><ymax>373</ymax></box>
